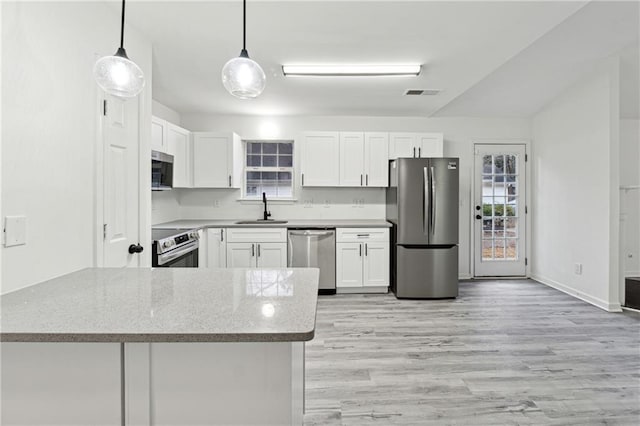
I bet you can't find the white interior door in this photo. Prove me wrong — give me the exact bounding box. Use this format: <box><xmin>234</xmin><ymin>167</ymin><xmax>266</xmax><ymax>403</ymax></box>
<box><xmin>102</xmin><ymin>95</ymin><xmax>140</xmax><ymax>267</ymax></box>
<box><xmin>474</xmin><ymin>144</ymin><xmax>527</xmax><ymax>277</ymax></box>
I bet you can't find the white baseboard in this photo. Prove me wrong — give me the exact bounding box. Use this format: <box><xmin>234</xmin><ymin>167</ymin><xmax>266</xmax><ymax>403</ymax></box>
<box><xmin>531</xmin><ymin>274</ymin><xmax>622</xmax><ymax>313</ymax></box>
<box><xmin>458</xmin><ymin>274</ymin><xmax>473</xmax><ymax>280</ymax></box>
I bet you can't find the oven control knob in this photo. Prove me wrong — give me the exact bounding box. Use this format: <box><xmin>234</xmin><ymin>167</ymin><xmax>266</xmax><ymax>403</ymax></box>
<box><xmin>162</xmin><ymin>240</ymin><xmax>174</xmax><ymax>249</ymax></box>
<box><xmin>190</xmin><ymin>232</ymin><xmax>199</xmax><ymax>239</ymax></box>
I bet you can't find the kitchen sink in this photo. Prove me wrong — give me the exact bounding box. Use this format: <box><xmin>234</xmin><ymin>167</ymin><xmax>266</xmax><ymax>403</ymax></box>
<box><xmin>235</xmin><ymin>220</ymin><xmax>289</xmax><ymax>225</ymax></box>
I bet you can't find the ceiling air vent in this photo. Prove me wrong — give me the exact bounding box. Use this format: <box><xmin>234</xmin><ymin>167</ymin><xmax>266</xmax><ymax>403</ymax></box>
<box><xmin>404</xmin><ymin>89</ymin><xmax>441</xmax><ymax>96</ymax></box>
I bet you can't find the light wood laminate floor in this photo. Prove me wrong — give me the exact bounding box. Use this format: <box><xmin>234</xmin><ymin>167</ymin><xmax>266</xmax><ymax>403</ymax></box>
<box><xmin>304</xmin><ymin>280</ymin><xmax>640</xmax><ymax>425</ymax></box>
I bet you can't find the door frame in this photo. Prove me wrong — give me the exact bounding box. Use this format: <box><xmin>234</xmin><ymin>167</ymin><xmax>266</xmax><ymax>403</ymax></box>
<box><xmin>94</xmin><ymin>86</ymin><xmax>151</xmax><ymax>268</ymax></box>
<box><xmin>471</xmin><ymin>140</ymin><xmax>531</xmax><ymax>278</ymax></box>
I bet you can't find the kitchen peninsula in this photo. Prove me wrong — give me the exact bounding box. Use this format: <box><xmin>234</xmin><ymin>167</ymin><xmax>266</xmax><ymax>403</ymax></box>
<box><xmin>1</xmin><ymin>267</ymin><xmax>319</xmax><ymax>425</ymax></box>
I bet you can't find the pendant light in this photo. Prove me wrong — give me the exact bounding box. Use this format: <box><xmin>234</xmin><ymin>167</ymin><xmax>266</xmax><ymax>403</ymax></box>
<box><xmin>221</xmin><ymin>0</ymin><xmax>266</xmax><ymax>99</ymax></box>
<box><xmin>93</xmin><ymin>0</ymin><xmax>145</xmax><ymax>98</ymax></box>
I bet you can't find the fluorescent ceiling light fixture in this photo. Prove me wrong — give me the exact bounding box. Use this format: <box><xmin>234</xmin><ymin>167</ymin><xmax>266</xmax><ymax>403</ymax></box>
<box><xmin>282</xmin><ymin>64</ymin><xmax>421</xmax><ymax>77</ymax></box>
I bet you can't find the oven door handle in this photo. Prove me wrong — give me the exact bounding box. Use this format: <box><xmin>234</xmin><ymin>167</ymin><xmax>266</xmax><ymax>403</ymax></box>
<box><xmin>157</xmin><ymin>241</ymin><xmax>199</xmax><ymax>266</ymax></box>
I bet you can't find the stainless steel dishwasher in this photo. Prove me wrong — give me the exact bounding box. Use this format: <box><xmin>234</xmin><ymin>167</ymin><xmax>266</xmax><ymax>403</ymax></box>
<box><xmin>288</xmin><ymin>229</ymin><xmax>336</xmax><ymax>294</ymax></box>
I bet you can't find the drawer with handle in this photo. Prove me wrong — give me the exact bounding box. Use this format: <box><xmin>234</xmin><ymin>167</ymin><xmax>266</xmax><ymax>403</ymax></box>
<box><xmin>336</xmin><ymin>228</ymin><xmax>389</xmax><ymax>243</ymax></box>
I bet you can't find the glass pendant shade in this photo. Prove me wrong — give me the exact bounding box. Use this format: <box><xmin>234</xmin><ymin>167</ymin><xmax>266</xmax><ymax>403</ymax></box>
<box><xmin>222</xmin><ymin>50</ymin><xmax>266</xmax><ymax>99</ymax></box>
<box><xmin>94</xmin><ymin>48</ymin><xmax>144</xmax><ymax>98</ymax></box>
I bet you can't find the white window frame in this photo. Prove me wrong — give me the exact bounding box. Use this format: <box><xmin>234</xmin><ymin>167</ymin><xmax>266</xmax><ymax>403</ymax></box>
<box><xmin>241</xmin><ymin>140</ymin><xmax>295</xmax><ymax>201</ymax></box>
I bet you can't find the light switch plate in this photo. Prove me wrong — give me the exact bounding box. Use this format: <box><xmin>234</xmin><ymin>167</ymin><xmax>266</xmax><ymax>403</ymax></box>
<box><xmin>4</xmin><ymin>216</ymin><xmax>27</xmax><ymax>247</ymax></box>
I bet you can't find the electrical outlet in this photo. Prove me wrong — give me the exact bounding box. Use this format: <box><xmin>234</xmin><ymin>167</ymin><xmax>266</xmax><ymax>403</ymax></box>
<box><xmin>359</xmin><ymin>198</ymin><xmax>365</xmax><ymax>207</ymax></box>
<box><xmin>303</xmin><ymin>199</ymin><xmax>313</xmax><ymax>208</ymax></box>
<box><xmin>213</xmin><ymin>200</ymin><xmax>220</xmax><ymax>208</ymax></box>
<box><xmin>323</xmin><ymin>199</ymin><xmax>330</xmax><ymax>208</ymax></box>
<box><xmin>574</xmin><ymin>263</ymin><xmax>582</xmax><ymax>275</ymax></box>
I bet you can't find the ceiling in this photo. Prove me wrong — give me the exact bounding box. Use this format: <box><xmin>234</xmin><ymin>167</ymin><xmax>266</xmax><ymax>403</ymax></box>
<box><xmin>120</xmin><ymin>1</ymin><xmax>638</xmax><ymax>118</ymax></box>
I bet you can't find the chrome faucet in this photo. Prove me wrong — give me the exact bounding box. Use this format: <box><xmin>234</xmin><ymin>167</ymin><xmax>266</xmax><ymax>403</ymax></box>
<box><xmin>262</xmin><ymin>192</ymin><xmax>271</xmax><ymax>221</ymax></box>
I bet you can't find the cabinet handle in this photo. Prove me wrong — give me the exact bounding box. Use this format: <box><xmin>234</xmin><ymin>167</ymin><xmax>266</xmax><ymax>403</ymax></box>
<box><xmin>302</xmin><ymin>173</ymin><xmax>305</xmax><ymax>186</ymax></box>
<box><xmin>257</xmin><ymin>243</ymin><xmax>261</xmax><ymax>257</ymax></box>
<box><xmin>366</xmin><ymin>174</ymin><xmax>369</xmax><ymax>186</ymax></box>
<box><xmin>221</xmin><ymin>229</ymin><xmax>224</xmax><ymax>242</ymax></box>
<box><xmin>357</xmin><ymin>234</ymin><xmax>370</xmax><ymax>237</ymax></box>
<box><xmin>228</xmin><ymin>175</ymin><xmax>232</xmax><ymax>187</ymax></box>
<box><xmin>251</xmin><ymin>244</ymin><xmax>255</xmax><ymax>257</ymax></box>
<box><xmin>359</xmin><ymin>244</ymin><xmax>362</xmax><ymax>257</ymax></box>
<box><xmin>418</xmin><ymin>147</ymin><xmax>421</xmax><ymax>157</ymax></box>
<box><xmin>365</xmin><ymin>243</ymin><xmax>368</xmax><ymax>256</ymax></box>
<box><xmin>413</xmin><ymin>147</ymin><xmax>416</xmax><ymax>157</ymax></box>
<box><xmin>360</xmin><ymin>174</ymin><xmax>363</xmax><ymax>186</ymax></box>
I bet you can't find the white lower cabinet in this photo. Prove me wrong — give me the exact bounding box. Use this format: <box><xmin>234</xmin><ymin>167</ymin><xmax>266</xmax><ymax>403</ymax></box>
<box><xmin>225</xmin><ymin>228</ymin><xmax>287</xmax><ymax>268</ymax></box>
<box><xmin>335</xmin><ymin>228</ymin><xmax>389</xmax><ymax>293</ymax></box>
<box><xmin>226</xmin><ymin>242</ymin><xmax>286</xmax><ymax>268</ymax></box>
<box><xmin>206</xmin><ymin>228</ymin><xmax>227</xmax><ymax>268</ymax></box>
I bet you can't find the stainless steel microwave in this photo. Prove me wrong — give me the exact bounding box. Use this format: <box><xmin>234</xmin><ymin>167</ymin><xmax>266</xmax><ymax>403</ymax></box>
<box><xmin>151</xmin><ymin>150</ymin><xmax>174</xmax><ymax>191</ymax></box>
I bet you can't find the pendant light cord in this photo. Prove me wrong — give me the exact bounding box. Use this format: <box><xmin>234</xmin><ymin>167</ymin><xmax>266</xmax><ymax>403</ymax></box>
<box><xmin>243</xmin><ymin>0</ymin><xmax>246</xmax><ymax>51</ymax></box>
<box><xmin>120</xmin><ymin>0</ymin><xmax>126</xmax><ymax>49</ymax></box>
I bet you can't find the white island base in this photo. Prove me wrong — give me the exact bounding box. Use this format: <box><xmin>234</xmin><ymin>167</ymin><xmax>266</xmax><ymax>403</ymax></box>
<box><xmin>2</xmin><ymin>341</ymin><xmax>304</xmax><ymax>425</ymax></box>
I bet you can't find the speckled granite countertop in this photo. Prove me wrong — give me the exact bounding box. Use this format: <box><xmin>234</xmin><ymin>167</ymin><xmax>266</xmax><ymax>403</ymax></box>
<box><xmin>152</xmin><ymin>219</ymin><xmax>391</xmax><ymax>230</ymax></box>
<box><xmin>0</xmin><ymin>268</ymin><xmax>319</xmax><ymax>343</ymax></box>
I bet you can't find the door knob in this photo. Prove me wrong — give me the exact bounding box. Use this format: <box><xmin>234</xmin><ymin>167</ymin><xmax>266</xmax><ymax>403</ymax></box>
<box><xmin>475</xmin><ymin>215</ymin><xmax>482</xmax><ymax>220</ymax></box>
<box><xmin>128</xmin><ymin>244</ymin><xmax>144</xmax><ymax>254</ymax></box>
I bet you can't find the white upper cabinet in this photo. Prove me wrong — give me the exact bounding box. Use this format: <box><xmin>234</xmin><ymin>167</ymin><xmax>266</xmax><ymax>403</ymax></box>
<box><xmin>339</xmin><ymin>132</ymin><xmax>365</xmax><ymax>186</ymax></box>
<box><xmin>167</xmin><ymin>123</ymin><xmax>191</xmax><ymax>188</ymax></box>
<box><xmin>192</xmin><ymin>132</ymin><xmax>242</xmax><ymax>188</ymax></box>
<box><xmin>300</xmin><ymin>132</ymin><xmax>340</xmax><ymax>187</ymax></box>
<box><xmin>389</xmin><ymin>132</ymin><xmax>443</xmax><ymax>159</ymax></box>
<box><xmin>364</xmin><ymin>132</ymin><xmax>389</xmax><ymax>187</ymax></box>
<box><xmin>339</xmin><ymin>132</ymin><xmax>389</xmax><ymax>187</ymax></box>
<box><xmin>151</xmin><ymin>116</ymin><xmax>168</xmax><ymax>152</ymax></box>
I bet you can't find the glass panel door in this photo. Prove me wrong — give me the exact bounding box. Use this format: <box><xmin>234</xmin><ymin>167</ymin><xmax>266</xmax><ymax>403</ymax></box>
<box><xmin>474</xmin><ymin>144</ymin><xmax>526</xmax><ymax>276</ymax></box>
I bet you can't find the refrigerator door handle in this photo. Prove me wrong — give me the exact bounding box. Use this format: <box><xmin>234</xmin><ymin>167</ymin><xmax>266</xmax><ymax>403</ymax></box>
<box><xmin>423</xmin><ymin>167</ymin><xmax>429</xmax><ymax>235</ymax></box>
<box><xmin>431</xmin><ymin>166</ymin><xmax>436</xmax><ymax>233</ymax></box>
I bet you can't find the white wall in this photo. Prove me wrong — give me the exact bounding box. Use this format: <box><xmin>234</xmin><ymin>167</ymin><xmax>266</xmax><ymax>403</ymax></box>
<box><xmin>1</xmin><ymin>2</ymin><xmax>152</xmax><ymax>294</ymax></box>
<box><xmin>531</xmin><ymin>61</ymin><xmax>621</xmax><ymax>311</ymax></box>
<box><xmin>156</xmin><ymin>114</ymin><xmax>531</xmax><ymax>278</ymax></box>
<box><xmin>620</xmin><ymin>119</ymin><xmax>640</xmax><ymax>278</ymax></box>
<box><xmin>152</xmin><ymin>100</ymin><xmax>181</xmax><ymax>125</ymax></box>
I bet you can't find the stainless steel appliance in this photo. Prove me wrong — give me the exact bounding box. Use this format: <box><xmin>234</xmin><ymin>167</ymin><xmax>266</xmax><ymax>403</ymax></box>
<box><xmin>152</xmin><ymin>229</ymin><xmax>199</xmax><ymax>267</ymax></box>
<box><xmin>151</xmin><ymin>150</ymin><xmax>173</xmax><ymax>191</ymax></box>
<box><xmin>386</xmin><ymin>157</ymin><xmax>459</xmax><ymax>298</ymax></box>
<box><xmin>288</xmin><ymin>229</ymin><xmax>336</xmax><ymax>294</ymax></box>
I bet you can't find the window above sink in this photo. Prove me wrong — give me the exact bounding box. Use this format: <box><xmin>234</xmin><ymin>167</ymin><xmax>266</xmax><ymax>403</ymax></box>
<box><xmin>243</xmin><ymin>140</ymin><xmax>294</xmax><ymax>200</ymax></box>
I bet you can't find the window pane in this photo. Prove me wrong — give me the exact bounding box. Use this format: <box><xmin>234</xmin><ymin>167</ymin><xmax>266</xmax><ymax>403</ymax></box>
<box><xmin>278</xmin><ymin>155</ymin><xmax>292</xmax><ymax>167</ymax></box>
<box><xmin>483</xmin><ymin>156</ymin><xmax>492</xmax><ymax>174</ymax></box>
<box><xmin>495</xmin><ymin>239</ymin><xmax>505</xmax><ymax>259</ymax></box>
<box><xmin>247</xmin><ymin>171</ymin><xmax>261</xmax><ymax>180</ymax></box>
<box><xmin>482</xmin><ymin>203</ymin><xmax>493</xmax><ymax>217</ymax></box>
<box><xmin>263</xmin><ymin>143</ymin><xmax>278</xmax><ymax>154</ymax></box>
<box><xmin>506</xmin><ymin>239</ymin><xmax>517</xmax><ymax>259</ymax></box>
<box><xmin>482</xmin><ymin>182</ymin><xmax>493</xmax><ymax>197</ymax></box>
<box><xmin>262</xmin><ymin>172</ymin><xmax>277</xmax><ymax>180</ymax></box>
<box><xmin>262</xmin><ymin>184</ymin><xmax>278</xmax><ymax>197</ymax></box>
<box><xmin>505</xmin><ymin>204</ymin><xmax>517</xmax><ymax>217</ymax></box>
<box><xmin>506</xmin><ymin>218</ymin><xmax>518</xmax><ymax>237</ymax></box>
<box><xmin>277</xmin><ymin>184</ymin><xmax>292</xmax><ymax>197</ymax></box>
<box><xmin>246</xmin><ymin>182</ymin><xmax>259</xmax><ymax>196</ymax></box>
<box><xmin>278</xmin><ymin>143</ymin><xmax>292</xmax><ymax>154</ymax></box>
<box><xmin>263</xmin><ymin>155</ymin><xmax>277</xmax><ymax>167</ymax></box>
<box><xmin>494</xmin><ymin>155</ymin><xmax>504</xmax><ymax>174</ymax></box>
<box><xmin>247</xmin><ymin>143</ymin><xmax>261</xmax><ymax>154</ymax></box>
<box><xmin>482</xmin><ymin>240</ymin><xmax>493</xmax><ymax>260</ymax></box>
<box><xmin>278</xmin><ymin>172</ymin><xmax>292</xmax><ymax>180</ymax></box>
<box><xmin>247</xmin><ymin>155</ymin><xmax>261</xmax><ymax>167</ymax></box>
<box><xmin>505</xmin><ymin>155</ymin><xmax>517</xmax><ymax>174</ymax></box>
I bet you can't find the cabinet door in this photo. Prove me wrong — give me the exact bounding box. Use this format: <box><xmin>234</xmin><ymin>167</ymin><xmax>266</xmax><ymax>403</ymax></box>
<box><xmin>339</xmin><ymin>132</ymin><xmax>365</xmax><ymax>187</ymax></box>
<box><xmin>168</xmin><ymin>124</ymin><xmax>191</xmax><ymax>187</ymax></box>
<box><xmin>226</xmin><ymin>243</ymin><xmax>256</xmax><ymax>268</ymax></box>
<box><xmin>256</xmin><ymin>243</ymin><xmax>287</xmax><ymax>268</ymax></box>
<box><xmin>192</xmin><ymin>133</ymin><xmax>231</xmax><ymax>188</ymax></box>
<box><xmin>207</xmin><ymin>228</ymin><xmax>227</xmax><ymax>268</ymax></box>
<box><xmin>364</xmin><ymin>132</ymin><xmax>389</xmax><ymax>187</ymax></box>
<box><xmin>417</xmin><ymin>133</ymin><xmax>444</xmax><ymax>158</ymax></box>
<box><xmin>151</xmin><ymin>116</ymin><xmax>167</xmax><ymax>152</ymax></box>
<box><xmin>389</xmin><ymin>133</ymin><xmax>417</xmax><ymax>159</ymax></box>
<box><xmin>301</xmin><ymin>132</ymin><xmax>340</xmax><ymax>186</ymax></box>
<box><xmin>336</xmin><ymin>243</ymin><xmax>363</xmax><ymax>288</ymax></box>
<box><xmin>363</xmin><ymin>242</ymin><xmax>389</xmax><ymax>287</ymax></box>
<box><xmin>197</xmin><ymin>229</ymin><xmax>208</xmax><ymax>267</ymax></box>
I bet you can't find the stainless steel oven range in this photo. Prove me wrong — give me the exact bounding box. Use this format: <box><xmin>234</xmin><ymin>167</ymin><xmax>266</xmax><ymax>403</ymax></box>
<box><xmin>152</xmin><ymin>229</ymin><xmax>199</xmax><ymax>267</ymax></box>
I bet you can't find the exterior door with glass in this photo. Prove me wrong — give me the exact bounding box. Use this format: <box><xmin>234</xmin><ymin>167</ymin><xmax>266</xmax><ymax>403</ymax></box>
<box><xmin>474</xmin><ymin>144</ymin><xmax>527</xmax><ymax>277</ymax></box>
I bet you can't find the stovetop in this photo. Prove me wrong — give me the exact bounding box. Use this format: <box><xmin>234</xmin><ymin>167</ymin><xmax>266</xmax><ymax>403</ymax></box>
<box><xmin>152</xmin><ymin>228</ymin><xmax>192</xmax><ymax>242</ymax></box>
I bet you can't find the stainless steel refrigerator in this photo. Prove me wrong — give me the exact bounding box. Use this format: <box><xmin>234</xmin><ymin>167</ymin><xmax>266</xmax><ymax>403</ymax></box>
<box><xmin>386</xmin><ymin>158</ymin><xmax>459</xmax><ymax>298</ymax></box>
